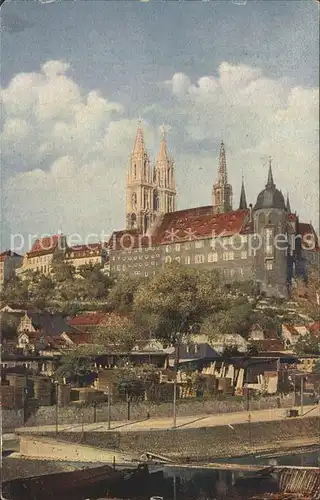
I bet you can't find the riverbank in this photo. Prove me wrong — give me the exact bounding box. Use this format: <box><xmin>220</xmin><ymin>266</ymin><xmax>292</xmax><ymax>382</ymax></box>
<box><xmin>15</xmin><ymin>407</ymin><xmax>320</xmax><ymax>462</ymax></box>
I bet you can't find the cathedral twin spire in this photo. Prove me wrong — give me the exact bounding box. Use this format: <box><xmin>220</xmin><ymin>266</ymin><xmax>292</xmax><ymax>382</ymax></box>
<box><xmin>126</xmin><ymin>124</ymin><xmax>176</xmax><ymax>233</ymax></box>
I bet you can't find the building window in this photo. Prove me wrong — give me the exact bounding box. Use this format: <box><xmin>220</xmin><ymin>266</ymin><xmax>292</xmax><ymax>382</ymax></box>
<box><xmin>223</xmin><ymin>252</ymin><xmax>234</xmax><ymax>261</ymax></box>
<box><xmin>175</xmin><ymin>244</ymin><xmax>180</xmax><ymax>252</ymax></box>
<box><xmin>266</xmin><ymin>261</ymin><xmax>273</xmax><ymax>270</ymax></box>
<box><xmin>208</xmin><ymin>252</ymin><xmax>218</xmax><ymax>263</ymax></box>
<box><xmin>185</xmin><ymin>256</ymin><xmax>191</xmax><ymax>265</ymax></box>
<box><xmin>241</xmin><ymin>251</ymin><xmax>247</xmax><ymax>259</ymax></box>
<box><xmin>165</xmin><ymin>256</ymin><xmax>172</xmax><ymax>264</ymax></box>
<box><xmin>185</xmin><ymin>242</ymin><xmax>191</xmax><ymax>250</ymax></box>
<box><xmin>174</xmin><ymin>256</ymin><xmax>181</xmax><ymax>263</ymax></box>
<box><xmin>195</xmin><ymin>240</ymin><xmax>204</xmax><ymax>249</ymax></box>
<box><xmin>223</xmin><ymin>269</ymin><xmax>229</xmax><ymax>278</ymax></box>
<box><xmin>116</xmin><ymin>265</ymin><xmax>121</xmax><ymax>271</ymax></box>
<box><xmin>239</xmin><ymin>268</ymin><xmax>244</xmax><ymax>276</ymax></box>
<box><xmin>230</xmin><ymin>269</ymin><xmax>236</xmax><ymax>277</ymax></box>
<box><xmin>264</xmin><ymin>228</ymin><xmax>274</xmax><ymax>257</ymax></box>
<box><xmin>165</xmin><ymin>245</ymin><xmax>170</xmax><ymax>253</ymax></box>
<box><xmin>195</xmin><ymin>254</ymin><xmax>205</xmax><ymax>264</ymax></box>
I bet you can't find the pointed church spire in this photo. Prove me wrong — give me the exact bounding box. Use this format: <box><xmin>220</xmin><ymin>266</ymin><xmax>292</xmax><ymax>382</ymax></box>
<box><xmin>266</xmin><ymin>156</ymin><xmax>275</xmax><ymax>188</ymax></box>
<box><xmin>239</xmin><ymin>176</ymin><xmax>247</xmax><ymax>210</ymax></box>
<box><xmin>218</xmin><ymin>141</ymin><xmax>227</xmax><ymax>184</ymax></box>
<box><xmin>286</xmin><ymin>193</ymin><xmax>292</xmax><ymax>213</ymax></box>
<box><xmin>133</xmin><ymin>124</ymin><xmax>146</xmax><ymax>157</ymax></box>
<box><xmin>157</xmin><ymin>130</ymin><xmax>169</xmax><ymax>162</ymax></box>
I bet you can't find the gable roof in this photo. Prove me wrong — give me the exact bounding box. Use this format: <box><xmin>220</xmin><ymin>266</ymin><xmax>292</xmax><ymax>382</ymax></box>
<box><xmin>22</xmin><ymin>312</ymin><xmax>77</xmax><ymax>336</ymax></box>
<box><xmin>153</xmin><ymin>207</ymin><xmax>252</xmax><ymax>244</ymax></box>
<box><xmin>65</xmin><ymin>243</ymin><xmax>107</xmax><ymax>257</ymax></box>
<box><xmin>108</xmin><ymin>229</ymin><xmax>156</xmax><ymax>251</ymax></box>
<box><xmin>27</xmin><ymin>235</ymin><xmax>63</xmax><ymax>257</ymax></box>
<box><xmin>67</xmin><ymin>312</ymin><xmax>109</xmax><ymax>327</ymax></box>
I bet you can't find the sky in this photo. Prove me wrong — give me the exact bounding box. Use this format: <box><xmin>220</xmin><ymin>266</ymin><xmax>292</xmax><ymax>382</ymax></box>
<box><xmin>0</xmin><ymin>0</ymin><xmax>319</xmax><ymax>251</ymax></box>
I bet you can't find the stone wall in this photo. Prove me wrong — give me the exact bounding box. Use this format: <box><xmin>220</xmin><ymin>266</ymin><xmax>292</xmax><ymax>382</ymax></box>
<box><xmin>2</xmin><ymin>394</ymin><xmax>295</xmax><ymax>432</ymax></box>
<box><xmin>24</xmin><ymin>416</ymin><xmax>319</xmax><ymax>462</ymax></box>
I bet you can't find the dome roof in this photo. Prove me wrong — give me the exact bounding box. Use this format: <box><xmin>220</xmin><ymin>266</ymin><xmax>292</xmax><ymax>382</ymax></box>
<box><xmin>254</xmin><ymin>160</ymin><xmax>286</xmax><ymax>211</ymax></box>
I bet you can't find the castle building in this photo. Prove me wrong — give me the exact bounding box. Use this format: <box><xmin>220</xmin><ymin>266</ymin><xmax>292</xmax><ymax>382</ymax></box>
<box><xmin>109</xmin><ymin>125</ymin><xmax>319</xmax><ymax>298</ymax></box>
<box><xmin>125</xmin><ymin>126</ymin><xmax>176</xmax><ymax>234</ymax></box>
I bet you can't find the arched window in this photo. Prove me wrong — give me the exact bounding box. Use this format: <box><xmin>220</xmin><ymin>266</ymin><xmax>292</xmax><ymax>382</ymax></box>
<box><xmin>153</xmin><ymin>190</ymin><xmax>159</xmax><ymax>211</ymax></box>
<box><xmin>133</xmin><ymin>164</ymin><xmax>136</xmax><ymax>178</ymax></box>
<box><xmin>143</xmin><ymin>214</ymin><xmax>148</xmax><ymax>233</ymax></box>
<box><xmin>130</xmin><ymin>213</ymin><xmax>137</xmax><ymax>229</ymax></box>
<box><xmin>144</xmin><ymin>160</ymin><xmax>147</xmax><ymax>179</ymax></box>
<box><xmin>132</xmin><ymin>192</ymin><xmax>137</xmax><ymax>209</ymax></box>
<box><xmin>144</xmin><ymin>191</ymin><xmax>149</xmax><ymax>209</ymax></box>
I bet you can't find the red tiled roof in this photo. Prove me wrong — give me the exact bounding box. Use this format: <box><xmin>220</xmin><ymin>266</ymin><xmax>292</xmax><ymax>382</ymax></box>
<box><xmin>66</xmin><ymin>243</ymin><xmax>107</xmax><ymax>254</ymax></box>
<box><xmin>28</xmin><ymin>234</ymin><xmax>62</xmax><ymax>255</ymax></box>
<box><xmin>298</xmin><ymin>222</ymin><xmax>319</xmax><ymax>249</ymax></box>
<box><xmin>64</xmin><ymin>332</ymin><xmax>91</xmax><ymax>344</ymax></box>
<box><xmin>67</xmin><ymin>313</ymin><xmax>108</xmax><ymax>327</ymax></box>
<box><xmin>252</xmin><ymin>339</ymin><xmax>285</xmax><ymax>352</ymax></box>
<box><xmin>282</xmin><ymin>324</ymin><xmax>299</xmax><ymax>336</ymax></box>
<box><xmin>153</xmin><ymin>207</ymin><xmax>251</xmax><ymax>244</ymax></box>
<box><xmin>309</xmin><ymin>322</ymin><xmax>320</xmax><ymax>334</ymax></box>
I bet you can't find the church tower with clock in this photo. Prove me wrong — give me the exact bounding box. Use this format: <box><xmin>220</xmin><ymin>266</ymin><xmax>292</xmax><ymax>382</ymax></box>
<box><xmin>126</xmin><ymin>124</ymin><xmax>177</xmax><ymax>234</ymax></box>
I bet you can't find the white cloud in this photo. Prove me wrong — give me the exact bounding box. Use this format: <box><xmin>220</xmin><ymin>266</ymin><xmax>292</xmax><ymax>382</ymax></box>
<box><xmin>1</xmin><ymin>60</ymin><xmax>319</xmax><ymax>250</ymax></box>
<box><xmin>164</xmin><ymin>63</ymin><xmax>319</xmax><ymax>229</ymax></box>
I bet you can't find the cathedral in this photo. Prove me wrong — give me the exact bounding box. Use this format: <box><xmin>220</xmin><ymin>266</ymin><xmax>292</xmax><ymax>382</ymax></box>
<box><xmin>126</xmin><ymin>125</ymin><xmax>176</xmax><ymax>234</ymax></box>
<box><xmin>108</xmin><ymin>125</ymin><xmax>319</xmax><ymax>298</ymax></box>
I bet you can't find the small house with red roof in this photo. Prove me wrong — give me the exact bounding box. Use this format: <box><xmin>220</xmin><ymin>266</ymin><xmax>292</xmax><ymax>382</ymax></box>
<box><xmin>0</xmin><ymin>250</ymin><xmax>23</xmax><ymax>288</ymax></box>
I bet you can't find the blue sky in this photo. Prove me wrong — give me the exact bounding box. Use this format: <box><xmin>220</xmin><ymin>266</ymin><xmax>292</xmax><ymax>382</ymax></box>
<box><xmin>1</xmin><ymin>0</ymin><xmax>319</xmax><ymax>250</ymax></box>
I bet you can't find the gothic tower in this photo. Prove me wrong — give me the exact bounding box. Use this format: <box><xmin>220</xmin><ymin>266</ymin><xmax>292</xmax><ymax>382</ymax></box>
<box><xmin>239</xmin><ymin>176</ymin><xmax>247</xmax><ymax>210</ymax></box>
<box><xmin>253</xmin><ymin>158</ymin><xmax>288</xmax><ymax>297</ymax></box>
<box><xmin>126</xmin><ymin>125</ymin><xmax>153</xmax><ymax>233</ymax></box>
<box><xmin>212</xmin><ymin>141</ymin><xmax>233</xmax><ymax>213</ymax></box>
<box><xmin>126</xmin><ymin>125</ymin><xmax>177</xmax><ymax>234</ymax></box>
<box><xmin>153</xmin><ymin>131</ymin><xmax>176</xmax><ymax>215</ymax></box>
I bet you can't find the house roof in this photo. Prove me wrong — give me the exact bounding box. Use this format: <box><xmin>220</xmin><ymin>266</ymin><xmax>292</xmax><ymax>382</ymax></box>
<box><xmin>251</xmin><ymin>339</ymin><xmax>285</xmax><ymax>352</ymax></box>
<box><xmin>298</xmin><ymin>222</ymin><xmax>319</xmax><ymax>249</ymax></box>
<box><xmin>64</xmin><ymin>332</ymin><xmax>91</xmax><ymax>344</ymax></box>
<box><xmin>0</xmin><ymin>250</ymin><xmax>22</xmax><ymax>262</ymax></box>
<box><xmin>282</xmin><ymin>324</ymin><xmax>305</xmax><ymax>336</ymax></box>
<box><xmin>108</xmin><ymin>229</ymin><xmax>156</xmax><ymax>251</ymax></box>
<box><xmin>153</xmin><ymin>207</ymin><xmax>252</xmax><ymax>244</ymax></box>
<box><xmin>67</xmin><ymin>312</ymin><xmax>109</xmax><ymax>327</ymax></box>
<box><xmin>308</xmin><ymin>322</ymin><xmax>320</xmax><ymax>334</ymax></box>
<box><xmin>27</xmin><ymin>235</ymin><xmax>62</xmax><ymax>257</ymax></box>
<box><xmin>65</xmin><ymin>243</ymin><xmax>107</xmax><ymax>257</ymax></box>
<box><xmin>23</xmin><ymin>312</ymin><xmax>77</xmax><ymax>336</ymax></box>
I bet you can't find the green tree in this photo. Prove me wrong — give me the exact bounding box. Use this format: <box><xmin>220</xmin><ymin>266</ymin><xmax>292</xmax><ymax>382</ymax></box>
<box><xmin>293</xmin><ymin>264</ymin><xmax>320</xmax><ymax>320</ymax></box>
<box><xmin>294</xmin><ymin>331</ymin><xmax>320</xmax><ymax>355</ymax></box>
<box><xmin>0</xmin><ymin>312</ymin><xmax>20</xmax><ymax>340</ymax></box>
<box><xmin>94</xmin><ymin>312</ymin><xmax>143</xmax><ymax>352</ymax></box>
<box><xmin>108</xmin><ymin>275</ymin><xmax>144</xmax><ymax>313</ymax></box>
<box><xmin>51</xmin><ymin>252</ymin><xmax>74</xmax><ymax>283</ymax></box>
<box><xmin>133</xmin><ymin>263</ymin><xmax>222</xmax><ymax>366</ymax></box>
<box><xmin>55</xmin><ymin>345</ymin><xmax>104</xmax><ymax>384</ymax></box>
